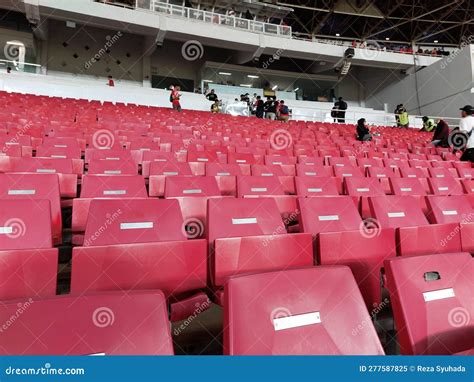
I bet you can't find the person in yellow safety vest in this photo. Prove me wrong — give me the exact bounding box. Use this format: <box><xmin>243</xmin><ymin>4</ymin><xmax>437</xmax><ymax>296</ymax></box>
<box><xmin>397</xmin><ymin>106</ymin><xmax>409</xmax><ymax>128</ymax></box>
<box><xmin>421</xmin><ymin>116</ymin><xmax>435</xmax><ymax>132</ymax></box>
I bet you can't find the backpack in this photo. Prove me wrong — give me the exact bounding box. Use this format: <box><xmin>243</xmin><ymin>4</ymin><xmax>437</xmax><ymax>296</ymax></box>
<box><xmin>281</xmin><ymin>105</ymin><xmax>289</xmax><ymax>115</ymax></box>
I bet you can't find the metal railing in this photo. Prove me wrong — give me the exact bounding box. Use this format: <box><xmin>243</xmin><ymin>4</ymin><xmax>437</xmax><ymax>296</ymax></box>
<box><xmin>135</xmin><ymin>0</ymin><xmax>292</xmax><ymax>37</ymax></box>
<box><xmin>0</xmin><ymin>59</ymin><xmax>41</xmax><ymax>74</ymax></box>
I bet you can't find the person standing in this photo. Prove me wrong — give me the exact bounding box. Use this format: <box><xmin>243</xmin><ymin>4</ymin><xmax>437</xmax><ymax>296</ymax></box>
<box><xmin>397</xmin><ymin>105</ymin><xmax>409</xmax><ymax>128</ymax></box>
<box><xmin>206</xmin><ymin>89</ymin><xmax>218</xmax><ymax>101</ymax></box>
<box><xmin>458</xmin><ymin>105</ymin><xmax>474</xmax><ymax>162</ymax></box>
<box><xmin>255</xmin><ymin>96</ymin><xmax>264</xmax><ymax>118</ymax></box>
<box><xmin>170</xmin><ymin>85</ymin><xmax>182</xmax><ymax>112</ymax></box>
<box><xmin>277</xmin><ymin>100</ymin><xmax>290</xmax><ymax>122</ymax></box>
<box><xmin>210</xmin><ymin>99</ymin><xmax>220</xmax><ymax>113</ymax></box>
<box><xmin>334</xmin><ymin>97</ymin><xmax>347</xmax><ymax>123</ymax></box>
<box><xmin>107</xmin><ymin>75</ymin><xmax>115</xmax><ymax>87</ymax></box>
<box><xmin>264</xmin><ymin>97</ymin><xmax>275</xmax><ymax>120</ymax></box>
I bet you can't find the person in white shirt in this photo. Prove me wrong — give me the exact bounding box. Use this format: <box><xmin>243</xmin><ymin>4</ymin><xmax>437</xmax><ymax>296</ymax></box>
<box><xmin>459</xmin><ymin>105</ymin><xmax>474</xmax><ymax>162</ymax></box>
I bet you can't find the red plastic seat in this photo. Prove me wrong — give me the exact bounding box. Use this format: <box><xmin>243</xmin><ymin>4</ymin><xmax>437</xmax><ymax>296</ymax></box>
<box><xmin>385</xmin><ymin>253</ymin><xmax>473</xmax><ymax>354</ymax></box>
<box><xmin>88</xmin><ymin>158</ymin><xmax>138</xmax><ymax>175</ymax></box>
<box><xmin>148</xmin><ymin>162</ymin><xmax>195</xmax><ymax>197</ymax></box>
<box><xmin>370</xmin><ymin>195</ymin><xmax>462</xmax><ymax>256</ymax></box>
<box><xmin>389</xmin><ymin>177</ymin><xmax>426</xmax><ymax>196</ymax></box>
<box><xmin>428</xmin><ymin>167</ymin><xmax>455</xmax><ymax>179</ymax></box>
<box><xmin>207</xmin><ymin>198</ymin><xmax>312</xmax><ymax>288</ymax></box>
<box><xmin>165</xmin><ymin>176</ymin><xmax>221</xmax><ymax>198</ymax></box>
<box><xmin>426</xmin><ymin>195</ymin><xmax>473</xmax><ymax>224</ymax></box>
<box><xmin>298</xmin><ymin>196</ymin><xmax>361</xmax><ymax>234</ymax></box>
<box><xmin>0</xmin><ymin>199</ymin><xmax>57</xmax><ymax>300</ymax></box>
<box><xmin>71</xmin><ymin>199</ymin><xmax>207</xmax><ymax>299</ymax></box>
<box><xmin>427</xmin><ymin>177</ymin><xmax>464</xmax><ymax>196</ymax></box>
<box><xmin>224</xmin><ymin>267</ymin><xmax>384</xmax><ymax>355</ymax></box>
<box><xmin>0</xmin><ymin>173</ymin><xmax>62</xmax><ymax>244</ymax></box>
<box><xmin>295</xmin><ymin>176</ymin><xmax>339</xmax><ymax>197</ymax></box>
<box><xmin>0</xmin><ymin>291</ymin><xmax>173</xmax><ymax>355</ymax></box>
<box><xmin>318</xmin><ymin>228</ymin><xmax>396</xmax><ymax>308</ymax></box>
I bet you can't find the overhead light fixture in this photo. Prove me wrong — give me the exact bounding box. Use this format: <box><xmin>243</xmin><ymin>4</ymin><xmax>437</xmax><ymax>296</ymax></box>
<box><xmin>247</xmin><ymin>75</ymin><xmax>259</xmax><ymax>79</ymax></box>
<box><xmin>203</xmin><ymin>80</ymin><xmax>213</xmax><ymax>83</ymax></box>
<box><xmin>434</xmin><ymin>40</ymin><xmax>439</xmax><ymax>43</ymax></box>
<box><xmin>272</xmin><ymin>85</ymin><xmax>278</xmax><ymax>90</ymax></box>
<box><xmin>294</xmin><ymin>88</ymin><xmax>300</xmax><ymax>92</ymax></box>
<box><xmin>385</xmin><ymin>38</ymin><xmax>390</xmax><ymax>41</ymax></box>
<box><xmin>240</xmin><ymin>84</ymin><xmax>252</xmax><ymax>87</ymax></box>
<box><xmin>218</xmin><ymin>72</ymin><xmax>232</xmax><ymax>76</ymax></box>
<box><xmin>335</xmin><ymin>33</ymin><xmax>340</xmax><ymax>37</ymax></box>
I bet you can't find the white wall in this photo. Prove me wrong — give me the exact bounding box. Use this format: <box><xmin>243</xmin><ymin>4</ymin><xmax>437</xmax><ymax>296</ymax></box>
<box><xmin>363</xmin><ymin>44</ymin><xmax>474</xmax><ymax>119</ymax></box>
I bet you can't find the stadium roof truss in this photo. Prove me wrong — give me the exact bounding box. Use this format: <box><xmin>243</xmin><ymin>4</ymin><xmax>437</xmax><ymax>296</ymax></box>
<box><xmin>278</xmin><ymin>0</ymin><xmax>473</xmax><ymax>46</ymax></box>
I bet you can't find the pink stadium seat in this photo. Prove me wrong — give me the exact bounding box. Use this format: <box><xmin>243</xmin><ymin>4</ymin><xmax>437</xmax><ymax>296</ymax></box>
<box><xmin>88</xmin><ymin>158</ymin><xmax>138</xmax><ymax>175</ymax></box>
<box><xmin>207</xmin><ymin>198</ymin><xmax>312</xmax><ymax>288</ymax></box>
<box><xmin>385</xmin><ymin>253</ymin><xmax>473</xmax><ymax>355</ymax></box>
<box><xmin>295</xmin><ymin>176</ymin><xmax>339</xmax><ymax>197</ymax></box>
<box><xmin>205</xmin><ymin>163</ymin><xmax>247</xmax><ymax>196</ymax></box>
<box><xmin>0</xmin><ymin>173</ymin><xmax>62</xmax><ymax>244</ymax></box>
<box><xmin>165</xmin><ymin>176</ymin><xmax>221</xmax><ymax>198</ymax></box>
<box><xmin>36</xmin><ymin>145</ymin><xmax>82</xmax><ymax>159</ymax></box>
<box><xmin>148</xmin><ymin>162</ymin><xmax>195</xmax><ymax>197</ymax></box>
<box><xmin>72</xmin><ymin>175</ymin><xmax>147</xmax><ymax>237</ymax></box>
<box><xmin>297</xmin><ymin>196</ymin><xmax>362</xmax><ymax>234</ymax></box>
<box><xmin>295</xmin><ymin>164</ymin><xmax>332</xmax><ymax>177</ymax></box>
<box><xmin>428</xmin><ymin>177</ymin><xmax>464</xmax><ymax>196</ymax></box>
<box><xmin>369</xmin><ymin>195</ymin><xmax>462</xmax><ymax>256</ymax></box>
<box><xmin>224</xmin><ymin>267</ymin><xmax>384</xmax><ymax>355</ymax></box>
<box><xmin>71</xmin><ymin>199</ymin><xmax>207</xmax><ymax>299</ymax></box>
<box><xmin>0</xmin><ymin>291</ymin><xmax>173</xmax><ymax>355</ymax></box>
<box><xmin>0</xmin><ymin>199</ymin><xmax>57</xmax><ymax>300</ymax></box>
<box><xmin>317</xmin><ymin>228</ymin><xmax>396</xmax><ymax>308</ymax></box>
<box><xmin>389</xmin><ymin>177</ymin><xmax>426</xmax><ymax>196</ymax></box>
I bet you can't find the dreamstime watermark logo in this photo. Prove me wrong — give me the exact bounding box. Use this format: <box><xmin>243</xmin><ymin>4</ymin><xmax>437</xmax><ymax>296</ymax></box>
<box><xmin>448</xmin><ymin>130</ymin><xmax>469</xmax><ymax>150</ymax></box>
<box><xmin>270</xmin><ymin>307</ymin><xmax>291</xmax><ymax>324</ymax></box>
<box><xmin>1</xmin><ymin>122</ymin><xmax>32</xmax><ymax>155</ymax></box>
<box><xmin>173</xmin><ymin>298</ymin><xmax>211</xmax><ymax>336</ymax></box>
<box><xmin>181</xmin><ymin>40</ymin><xmax>204</xmax><ymax>61</ymax></box>
<box><xmin>270</xmin><ymin>129</ymin><xmax>293</xmax><ymax>150</ymax></box>
<box><xmin>440</xmin><ymin>34</ymin><xmax>473</xmax><ymax>70</ymax></box>
<box><xmin>92</xmin><ymin>129</ymin><xmax>115</xmax><ymax>150</ymax></box>
<box><xmin>359</xmin><ymin>40</ymin><xmax>382</xmax><ymax>60</ymax></box>
<box><xmin>359</xmin><ymin>218</ymin><xmax>381</xmax><ymax>239</ymax></box>
<box><xmin>262</xmin><ymin>48</ymin><xmax>285</xmax><ymax>69</ymax></box>
<box><xmin>263</xmin><ymin>209</ymin><xmax>300</xmax><ymax>247</ymax></box>
<box><xmin>448</xmin><ymin>307</ymin><xmax>470</xmax><ymax>328</ymax></box>
<box><xmin>2</xmin><ymin>218</ymin><xmax>27</xmax><ymax>239</ymax></box>
<box><xmin>83</xmin><ymin>209</ymin><xmax>122</xmax><ymax>247</ymax></box>
<box><xmin>84</xmin><ymin>31</ymin><xmax>123</xmax><ymax>70</ymax></box>
<box><xmin>352</xmin><ymin>298</ymin><xmax>389</xmax><ymax>336</ymax></box>
<box><xmin>3</xmin><ymin>41</ymin><xmax>22</xmax><ymax>61</ymax></box>
<box><xmin>182</xmin><ymin>218</ymin><xmax>204</xmax><ymax>239</ymax></box>
<box><xmin>0</xmin><ymin>298</ymin><xmax>34</xmax><ymax>334</ymax></box>
<box><xmin>92</xmin><ymin>307</ymin><xmax>115</xmax><ymax>328</ymax></box>
<box><xmin>440</xmin><ymin>212</ymin><xmax>474</xmax><ymax>247</ymax></box>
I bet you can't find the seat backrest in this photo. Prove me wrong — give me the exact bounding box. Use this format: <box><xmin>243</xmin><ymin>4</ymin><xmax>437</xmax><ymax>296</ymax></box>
<box><xmin>389</xmin><ymin>177</ymin><xmax>426</xmax><ymax>196</ymax></box>
<box><xmin>164</xmin><ymin>176</ymin><xmax>221</xmax><ymax>198</ymax></box>
<box><xmin>228</xmin><ymin>152</ymin><xmax>261</xmax><ymax>165</ymax></box>
<box><xmin>296</xmin><ymin>164</ymin><xmax>332</xmax><ymax>177</ymax></box>
<box><xmin>80</xmin><ymin>175</ymin><xmax>147</xmax><ymax>198</ymax></box>
<box><xmin>399</xmin><ymin>167</ymin><xmax>426</xmax><ymax>178</ymax></box>
<box><xmin>149</xmin><ymin>162</ymin><xmax>193</xmax><ymax>176</ymax></box>
<box><xmin>428</xmin><ymin>167</ymin><xmax>454</xmax><ymax>179</ymax></box>
<box><xmin>224</xmin><ymin>266</ymin><xmax>384</xmax><ymax>355</ymax></box>
<box><xmin>11</xmin><ymin>157</ymin><xmax>74</xmax><ymax>174</ymax></box>
<box><xmin>0</xmin><ymin>291</ymin><xmax>173</xmax><ymax>355</ymax></box>
<box><xmin>207</xmin><ymin>197</ymin><xmax>284</xmax><ymax>243</ymax></box>
<box><xmin>83</xmin><ymin>199</ymin><xmax>186</xmax><ymax>246</ymax></box>
<box><xmin>88</xmin><ymin>158</ymin><xmax>138</xmax><ymax>175</ymax></box>
<box><xmin>0</xmin><ymin>173</ymin><xmax>61</xmax><ymax>242</ymax></box>
<box><xmin>333</xmin><ymin>166</ymin><xmax>364</xmax><ymax>178</ymax></box>
<box><xmin>206</xmin><ymin>163</ymin><xmax>245</xmax><ymax>176</ymax></box>
<box><xmin>295</xmin><ymin>176</ymin><xmax>339</xmax><ymax>197</ymax></box>
<box><xmin>366</xmin><ymin>166</ymin><xmax>397</xmax><ymax>179</ymax></box>
<box><xmin>344</xmin><ymin>177</ymin><xmax>385</xmax><ymax>197</ymax></box>
<box><xmin>0</xmin><ymin>199</ymin><xmax>52</xmax><ymax>250</ymax></box>
<box><xmin>385</xmin><ymin>253</ymin><xmax>473</xmax><ymax>355</ymax></box>
<box><xmin>427</xmin><ymin>177</ymin><xmax>464</xmax><ymax>196</ymax></box>
<box><xmin>426</xmin><ymin>195</ymin><xmax>473</xmax><ymax>224</ymax></box>
<box><xmin>251</xmin><ymin>164</ymin><xmax>285</xmax><ymax>177</ymax></box>
<box><xmin>369</xmin><ymin>196</ymin><xmax>429</xmax><ymax>228</ymax></box>
<box><xmin>36</xmin><ymin>145</ymin><xmax>82</xmax><ymax>159</ymax></box>
<box><xmin>187</xmin><ymin>150</ymin><xmax>220</xmax><ymax>163</ymax></box>
<box><xmin>298</xmin><ymin>196</ymin><xmax>362</xmax><ymax>234</ymax></box>
<box><xmin>237</xmin><ymin>176</ymin><xmax>285</xmax><ymax>197</ymax></box>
